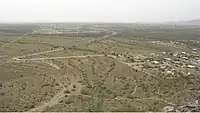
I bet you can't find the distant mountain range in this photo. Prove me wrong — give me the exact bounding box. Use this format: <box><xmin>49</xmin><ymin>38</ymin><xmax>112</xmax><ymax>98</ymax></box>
<box><xmin>164</xmin><ymin>19</ymin><xmax>200</xmax><ymax>25</ymax></box>
<box><xmin>187</xmin><ymin>19</ymin><xmax>200</xmax><ymax>24</ymax></box>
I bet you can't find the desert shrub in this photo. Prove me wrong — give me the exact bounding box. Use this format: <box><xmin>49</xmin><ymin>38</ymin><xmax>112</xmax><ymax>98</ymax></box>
<box><xmin>64</xmin><ymin>90</ymin><xmax>70</xmax><ymax>94</ymax></box>
<box><xmin>88</xmin><ymin>99</ymin><xmax>104</xmax><ymax>112</ymax></box>
<box><xmin>0</xmin><ymin>92</ymin><xmax>5</xmax><ymax>96</ymax></box>
<box><xmin>80</xmin><ymin>88</ymin><xmax>90</xmax><ymax>95</ymax></box>
<box><xmin>65</xmin><ymin>99</ymin><xmax>73</xmax><ymax>104</ymax></box>
<box><xmin>71</xmin><ymin>88</ymin><xmax>76</xmax><ymax>91</ymax></box>
<box><xmin>55</xmin><ymin>83</ymin><xmax>59</xmax><ymax>86</ymax></box>
<box><xmin>59</xmin><ymin>100</ymin><xmax>64</xmax><ymax>103</ymax></box>
<box><xmin>73</xmin><ymin>84</ymin><xmax>76</xmax><ymax>88</ymax></box>
<box><xmin>41</xmin><ymin>83</ymin><xmax>51</xmax><ymax>88</ymax></box>
<box><xmin>86</xmin><ymin>84</ymin><xmax>92</xmax><ymax>88</ymax></box>
<box><xmin>113</xmin><ymin>105</ymin><xmax>137</xmax><ymax>112</ymax></box>
<box><xmin>24</xmin><ymin>104</ymin><xmax>35</xmax><ymax>109</ymax></box>
<box><xmin>127</xmin><ymin>95</ymin><xmax>135</xmax><ymax>99</ymax></box>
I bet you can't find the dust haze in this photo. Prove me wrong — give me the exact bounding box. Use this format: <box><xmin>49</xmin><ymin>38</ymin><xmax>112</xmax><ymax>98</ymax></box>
<box><xmin>0</xmin><ymin>0</ymin><xmax>200</xmax><ymax>22</ymax></box>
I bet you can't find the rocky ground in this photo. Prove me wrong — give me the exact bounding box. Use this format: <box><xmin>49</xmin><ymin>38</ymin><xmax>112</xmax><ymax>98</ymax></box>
<box><xmin>0</xmin><ymin>23</ymin><xmax>200</xmax><ymax>112</ymax></box>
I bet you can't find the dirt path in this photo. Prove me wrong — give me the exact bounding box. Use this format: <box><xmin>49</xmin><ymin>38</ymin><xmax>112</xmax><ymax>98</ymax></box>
<box><xmin>0</xmin><ymin>37</ymin><xmax>23</xmax><ymax>51</ymax></box>
<box><xmin>17</xmin><ymin>48</ymin><xmax>64</xmax><ymax>58</ymax></box>
<box><xmin>87</xmin><ymin>30</ymin><xmax>117</xmax><ymax>45</ymax></box>
<box><xmin>23</xmin><ymin>53</ymin><xmax>164</xmax><ymax>112</ymax></box>
<box><xmin>29</xmin><ymin>82</ymin><xmax>83</xmax><ymax>112</ymax></box>
<box><xmin>80</xmin><ymin>93</ymin><xmax>176</xmax><ymax>106</ymax></box>
<box><xmin>3</xmin><ymin>57</ymin><xmax>68</xmax><ymax>112</ymax></box>
<box><xmin>0</xmin><ymin>32</ymin><xmax>29</xmax><ymax>52</ymax></box>
<box><xmin>26</xmin><ymin>59</ymin><xmax>83</xmax><ymax>112</ymax></box>
<box><xmin>28</xmin><ymin>88</ymin><xmax>66</xmax><ymax>112</ymax></box>
<box><xmin>27</xmin><ymin>60</ymin><xmax>67</xmax><ymax>112</ymax></box>
<box><xmin>0</xmin><ymin>36</ymin><xmax>25</xmax><ymax>60</ymax></box>
<box><xmin>0</xmin><ymin>55</ymin><xmax>9</xmax><ymax>58</ymax></box>
<box><xmin>43</xmin><ymin>60</ymin><xmax>60</xmax><ymax>70</ymax></box>
<box><xmin>12</xmin><ymin>54</ymin><xmax>105</xmax><ymax>61</ymax></box>
<box><xmin>108</xmin><ymin>55</ymin><xmax>162</xmax><ymax>80</ymax></box>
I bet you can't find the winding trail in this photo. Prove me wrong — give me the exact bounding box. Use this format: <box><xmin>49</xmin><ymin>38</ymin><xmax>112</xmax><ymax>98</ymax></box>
<box><xmin>28</xmin><ymin>88</ymin><xmax>66</xmax><ymax>112</ymax></box>
<box><xmin>0</xmin><ymin>35</ymin><xmax>27</xmax><ymax>60</ymax></box>
<box><xmin>27</xmin><ymin>60</ymin><xmax>66</xmax><ymax>112</ymax></box>
<box><xmin>0</xmin><ymin>32</ymin><xmax>29</xmax><ymax>53</ymax></box>
<box><xmin>26</xmin><ymin>59</ymin><xmax>82</xmax><ymax>112</ymax></box>
<box><xmin>87</xmin><ymin>30</ymin><xmax>117</xmax><ymax>45</ymax></box>
<box><xmin>0</xmin><ymin>36</ymin><xmax>23</xmax><ymax>51</ymax></box>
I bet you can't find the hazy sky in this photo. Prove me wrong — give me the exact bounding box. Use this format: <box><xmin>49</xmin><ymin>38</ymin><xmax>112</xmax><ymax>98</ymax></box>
<box><xmin>0</xmin><ymin>0</ymin><xmax>199</xmax><ymax>22</ymax></box>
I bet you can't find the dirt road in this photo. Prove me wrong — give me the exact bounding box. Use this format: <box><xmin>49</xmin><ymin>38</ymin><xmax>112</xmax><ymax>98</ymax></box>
<box><xmin>17</xmin><ymin>48</ymin><xmax>64</xmax><ymax>58</ymax></box>
<box><xmin>12</xmin><ymin>54</ymin><xmax>105</xmax><ymax>61</ymax></box>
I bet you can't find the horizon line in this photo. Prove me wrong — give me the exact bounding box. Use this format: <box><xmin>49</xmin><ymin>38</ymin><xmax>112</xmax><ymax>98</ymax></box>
<box><xmin>0</xmin><ymin>19</ymin><xmax>199</xmax><ymax>24</ymax></box>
